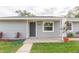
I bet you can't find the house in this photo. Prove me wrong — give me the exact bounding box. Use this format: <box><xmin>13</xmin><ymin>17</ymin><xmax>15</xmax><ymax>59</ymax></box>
<box><xmin>0</xmin><ymin>16</ymin><xmax>78</xmax><ymax>40</ymax></box>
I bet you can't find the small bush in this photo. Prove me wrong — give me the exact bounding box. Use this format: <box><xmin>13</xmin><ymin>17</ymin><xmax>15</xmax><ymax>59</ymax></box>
<box><xmin>76</xmin><ymin>31</ymin><xmax>79</xmax><ymax>34</ymax></box>
<box><xmin>67</xmin><ymin>33</ymin><xmax>74</xmax><ymax>38</ymax></box>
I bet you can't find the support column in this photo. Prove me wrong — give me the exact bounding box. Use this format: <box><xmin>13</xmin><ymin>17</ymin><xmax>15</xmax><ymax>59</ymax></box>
<box><xmin>61</xmin><ymin>18</ymin><xmax>67</xmax><ymax>40</ymax></box>
<box><xmin>26</xmin><ymin>21</ymin><xmax>29</xmax><ymax>38</ymax></box>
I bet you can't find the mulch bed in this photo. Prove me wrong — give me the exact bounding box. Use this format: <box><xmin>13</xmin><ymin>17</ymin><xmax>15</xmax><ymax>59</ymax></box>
<box><xmin>0</xmin><ymin>38</ymin><xmax>25</xmax><ymax>42</ymax></box>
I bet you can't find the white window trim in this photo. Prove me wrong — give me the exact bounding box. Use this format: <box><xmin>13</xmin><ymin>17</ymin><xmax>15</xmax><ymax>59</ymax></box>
<box><xmin>43</xmin><ymin>21</ymin><xmax>54</xmax><ymax>32</ymax></box>
<box><xmin>68</xmin><ymin>22</ymin><xmax>73</xmax><ymax>32</ymax></box>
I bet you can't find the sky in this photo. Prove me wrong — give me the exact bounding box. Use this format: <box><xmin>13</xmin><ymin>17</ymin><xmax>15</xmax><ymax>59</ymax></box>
<box><xmin>0</xmin><ymin>0</ymin><xmax>79</xmax><ymax>17</ymax></box>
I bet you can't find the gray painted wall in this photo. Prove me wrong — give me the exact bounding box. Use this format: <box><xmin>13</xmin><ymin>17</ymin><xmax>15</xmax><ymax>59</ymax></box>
<box><xmin>0</xmin><ymin>20</ymin><xmax>27</xmax><ymax>38</ymax></box>
<box><xmin>36</xmin><ymin>21</ymin><xmax>62</xmax><ymax>38</ymax></box>
<box><xmin>72</xmin><ymin>22</ymin><xmax>79</xmax><ymax>33</ymax></box>
<box><xmin>0</xmin><ymin>20</ymin><xmax>62</xmax><ymax>39</ymax></box>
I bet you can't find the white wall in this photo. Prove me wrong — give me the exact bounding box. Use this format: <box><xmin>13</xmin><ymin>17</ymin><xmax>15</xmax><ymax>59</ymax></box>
<box><xmin>37</xmin><ymin>21</ymin><xmax>61</xmax><ymax>38</ymax></box>
<box><xmin>73</xmin><ymin>22</ymin><xmax>79</xmax><ymax>33</ymax></box>
<box><xmin>0</xmin><ymin>20</ymin><xmax>27</xmax><ymax>38</ymax></box>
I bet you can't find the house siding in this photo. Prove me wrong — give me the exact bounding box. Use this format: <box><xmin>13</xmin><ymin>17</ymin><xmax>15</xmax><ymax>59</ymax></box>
<box><xmin>0</xmin><ymin>19</ymin><xmax>62</xmax><ymax>39</ymax></box>
<box><xmin>0</xmin><ymin>20</ymin><xmax>27</xmax><ymax>39</ymax></box>
<box><xmin>72</xmin><ymin>22</ymin><xmax>79</xmax><ymax>33</ymax></box>
<box><xmin>36</xmin><ymin>21</ymin><xmax>62</xmax><ymax>38</ymax></box>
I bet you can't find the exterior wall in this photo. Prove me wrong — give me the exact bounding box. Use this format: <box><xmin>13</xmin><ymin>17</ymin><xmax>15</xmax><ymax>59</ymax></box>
<box><xmin>72</xmin><ymin>22</ymin><xmax>79</xmax><ymax>33</ymax></box>
<box><xmin>36</xmin><ymin>21</ymin><xmax>62</xmax><ymax>38</ymax></box>
<box><xmin>0</xmin><ymin>20</ymin><xmax>27</xmax><ymax>39</ymax></box>
<box><xmin>0</xmin><ymin>20</ymin><xmax>62</xmax><ymax>39</ymax></box>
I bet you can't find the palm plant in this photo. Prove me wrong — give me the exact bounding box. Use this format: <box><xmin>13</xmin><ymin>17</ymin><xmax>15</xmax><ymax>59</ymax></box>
<box><xmin>63</xmin><ymin>21</ymin><xmax>71</xmax><ymax>37</ymax></box>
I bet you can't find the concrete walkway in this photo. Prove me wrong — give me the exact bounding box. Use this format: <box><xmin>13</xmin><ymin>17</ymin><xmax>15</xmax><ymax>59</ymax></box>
<box><xmin>16</xmin><ymin>40</ymin><xmax>33</xmax><ymax>53</ymax></box>
<box><xmin>24</xmin><ymin>39</ymin><xmax>63</xmax><ymax>43</ymax></box>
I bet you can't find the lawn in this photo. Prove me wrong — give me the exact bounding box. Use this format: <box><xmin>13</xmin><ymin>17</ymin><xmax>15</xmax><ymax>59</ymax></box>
<box><xmin>0</xmin><ymin>40</ymin><xmax>23</xmax><ymax>53</ymax></box>
<box><xmin>31</xmin><ymin>41</ymin><xmax>79</xmax><ymax>53</ymax></box>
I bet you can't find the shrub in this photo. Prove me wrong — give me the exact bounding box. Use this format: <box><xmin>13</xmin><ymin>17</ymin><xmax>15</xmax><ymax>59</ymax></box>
<box><xmin>67</xmin><ymin>32</ymin><xmax>74</xmax><ymax>38</ymax></box>
<box><xmin>76</xmin><ymin>31</ymin><xmax>79</xmax><ymax>34</ymax></box>
<box><xmin>75</xmin><ymin>31</ymin><xmax>79</xmax><ymax>38</ymax></box>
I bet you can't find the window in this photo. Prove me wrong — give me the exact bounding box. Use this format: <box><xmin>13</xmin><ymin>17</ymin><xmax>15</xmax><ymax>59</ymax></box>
<box><xmin>43</xmin><ymin>21</ymin><xmax>54</xmax><ymax>32</ymax></box>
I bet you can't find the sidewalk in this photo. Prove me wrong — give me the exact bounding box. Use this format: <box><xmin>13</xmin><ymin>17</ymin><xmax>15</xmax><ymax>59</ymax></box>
<box><xmin>16</xmin><ymin>40</ymin><xmax>33</xmax><ymax>53</ymax></box>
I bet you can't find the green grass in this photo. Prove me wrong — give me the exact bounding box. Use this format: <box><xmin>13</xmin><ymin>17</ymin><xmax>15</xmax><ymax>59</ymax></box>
<box><xmin>31</xmin><ymin>41</ymin><xmax>79</xmax><ymax>53</ymax></box>
<box><xmin>0</xmin><ymin>40</ymin><xmax>23</xmax><ymax>53</ymax></box>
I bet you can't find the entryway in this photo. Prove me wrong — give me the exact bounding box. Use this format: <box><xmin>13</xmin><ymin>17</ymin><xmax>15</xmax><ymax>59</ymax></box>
<box><xmin>29</xmin><ymin>22</ymin><xmax>36</xmax><ymax>37</ymax></box>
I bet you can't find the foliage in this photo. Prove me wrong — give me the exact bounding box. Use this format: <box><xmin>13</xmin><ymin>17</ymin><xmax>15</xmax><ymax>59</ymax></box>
<box><xmin>16</xmin><ymin>10</ymin><xmax>35</xmax><ymax>16</ymax></box>
<box><xmin>67</xmin><ymin>32</ymin><xmax>74</xmax><ymax>38</ymax></box>
<box><xmin>0</xmin><ymin>40</ymin><xmax>23</xmax><ymax>53</ymax></box>
<box><xmin>63</xmin><ymin>21</ymin><xmax>71</xmax><ymax>32</ymax></box>
<box><xmin>66</xmin><ymin>6</ymin><xmax>79</xmax><ymax>18</ymax></box>
<box><xmin>76</xmin><ymin>31</ymin><xmax>79</xmax><ymax>34</ymax></box>
<box><xmin>31</xmin><ymin>41</ymin><xmax>79</xmax><ymax>53</ymax></box>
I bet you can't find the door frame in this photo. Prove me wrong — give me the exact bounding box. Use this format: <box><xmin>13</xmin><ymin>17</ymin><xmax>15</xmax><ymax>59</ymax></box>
<box><xmin>28</xmin><ymin>21</ymin><xmax>37</xmax><ymax>37</ymax></box>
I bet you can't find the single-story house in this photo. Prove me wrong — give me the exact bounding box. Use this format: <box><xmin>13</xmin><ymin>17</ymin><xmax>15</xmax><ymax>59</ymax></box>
<box><xmin>0</xmin><ymin>16</ymin><xmax>78</xmax><ymax>40</ymax></box>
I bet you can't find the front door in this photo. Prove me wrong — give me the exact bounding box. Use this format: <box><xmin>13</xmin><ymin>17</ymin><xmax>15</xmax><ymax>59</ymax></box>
<box><xmin>29</xmin><ymin>22</ymin><xmax>36</xmax><ymax>37</ymax></box>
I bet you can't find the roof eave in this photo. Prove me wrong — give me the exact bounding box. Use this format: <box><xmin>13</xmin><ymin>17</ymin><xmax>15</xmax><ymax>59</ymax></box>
<box><xmin>0</xmin><ymin>17</ymin><xmax>63</xmax><ymax>21</ymax></box>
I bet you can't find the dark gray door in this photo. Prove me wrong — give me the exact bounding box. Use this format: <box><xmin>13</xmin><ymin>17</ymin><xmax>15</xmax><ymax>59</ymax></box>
<box><xmin>29</xmin><ymin>22</ymin><xmax>36</xmax><ymax>37</ymax></box>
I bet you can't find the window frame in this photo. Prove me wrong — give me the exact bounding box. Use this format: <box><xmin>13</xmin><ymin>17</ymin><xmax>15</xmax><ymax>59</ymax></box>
<box><xmin>43</xmin><ymin>21</ymin><xmax>54</xmax><ymax>32</ymax></box>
